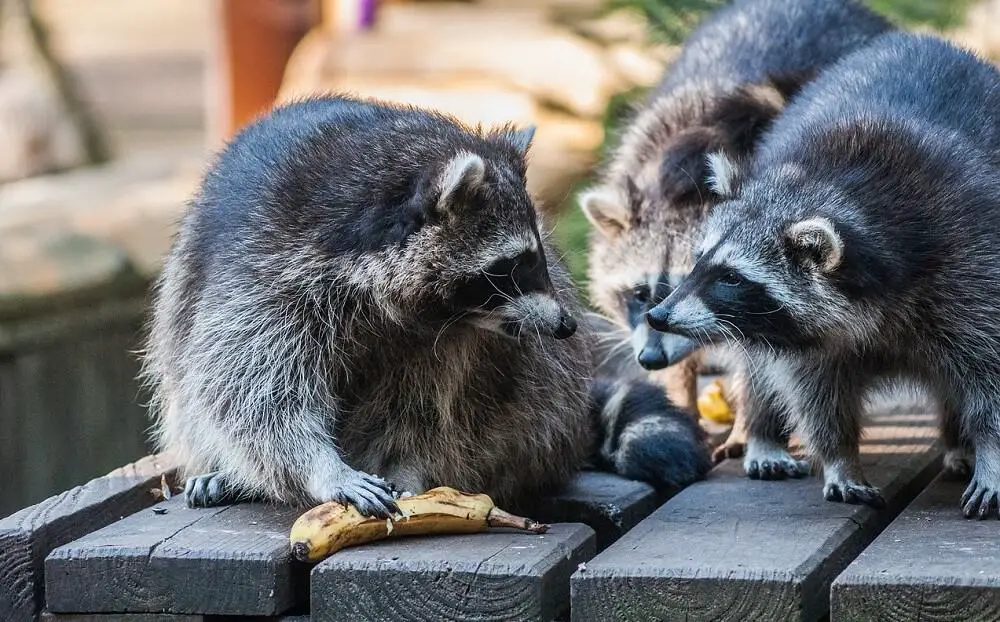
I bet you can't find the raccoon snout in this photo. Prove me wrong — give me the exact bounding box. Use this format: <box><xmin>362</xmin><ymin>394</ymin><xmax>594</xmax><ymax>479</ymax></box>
<box><xmin>553</xmin><ymin>312</ymin><xmax>577</xmax><ymax>340</ymax></box>
<box><xmin>646</xmin><ymin>304</ymin><xmax>673</xmax><ymax>332</ymax></box>
<box><xmin>637</xmin><ymin>345</ymin><xmax>669</xmax><ymax>370</ymax></box>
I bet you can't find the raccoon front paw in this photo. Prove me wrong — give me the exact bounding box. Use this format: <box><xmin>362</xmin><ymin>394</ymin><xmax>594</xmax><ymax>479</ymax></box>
<box><xmin>184</xmin><ymin>471</ymin><xmax>235</xmax><ymax>508</ymax></box>
<box><xmin>321</xmin><ymin>471</ymin><xmax>399</xmax><ymax>519</ymax></box>
<box><xmin>943</xmin><ymin>448</ymin><xmax>973</xmax><ymax>480</ymax></box>
<box><xmin>711</xmin><ymin>439</ymin><xmax>746</xmax><ymax>464</ymax></box>
<box><xmin>743</xmin><ymin>441</ymin><xmax>809</xmax><ymax>480</ymax></box>
<box><xmin>961</xmin><ymin>479</ymin><xmax>1000</xmax><ymax>519</ymax></box>
<box><xmin>822</xmin><ymin>478</ymin><xmax>885</xmax><ymax>508</ymax></box>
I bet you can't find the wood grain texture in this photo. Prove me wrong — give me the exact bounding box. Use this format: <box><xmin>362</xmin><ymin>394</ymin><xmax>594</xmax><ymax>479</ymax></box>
<box><xmin>41</xmin><ymin>613</ymin><xmax>203</xmax><ymax>622</ymax></box>
<box><xmin>45</xmin><ymin>497</ymin><xmax>307</xmax><ymax>616</ymax></box>
<box><xmin>528</xmin><ymin>471</ymin><xmax>662</xmax><ymax>551</ymax></box>
<box><xmin>831</xmin><ymin>473</ymin><xmax>1000</xmax><ymax>621</ymax></box>
<box><xmin>571</xmin><ymin>412</ymin><xmax>943</xmax><ymax>622</ymax></box>
<box><xmin>311</xmin><ymin>522</ymin><xmax>595</xmax><ymax>622</ymax></box>
<box><xmin>0</xmin><ymin>453</ymin><xmax>177</xmax><ymax>622</ymax></box>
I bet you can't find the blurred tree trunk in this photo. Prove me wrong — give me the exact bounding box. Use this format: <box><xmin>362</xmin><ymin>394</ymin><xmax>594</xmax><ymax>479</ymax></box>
<box><xmin>206</xmin><ymin>0</ymin><xmax>319</xmax><ymax>147</ymax></box>
<box><xmin>15</xmin><ymin>0</ymin><xmax>110</xmax><ymax>165</ymax></box>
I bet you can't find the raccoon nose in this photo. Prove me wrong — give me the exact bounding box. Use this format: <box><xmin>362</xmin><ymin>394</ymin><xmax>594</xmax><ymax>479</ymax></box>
<box><xmin>637</xmin><ymin>346</ymin><xmax>669</xmax><ymax>370</ymax></box>
<box><xmin>646</xmin><ymin>305</ymin><xmax>672</xmax><ymax>332</ymax></box>
<box><xmin>553</xmin><ymin>313</ymin><xmax>577</xmax><ymax>339</ymax></box>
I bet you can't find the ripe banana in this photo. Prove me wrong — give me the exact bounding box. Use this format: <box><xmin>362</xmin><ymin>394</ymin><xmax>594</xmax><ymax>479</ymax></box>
<box><xmin>290</xmin><ymin>486</ymin><xmax>549</xmax><ymax>563</ymax></box>
<box><xmin>698</xmin><ymin>378</ymin><xmax>735</xmax><ymax>424</ymax></box>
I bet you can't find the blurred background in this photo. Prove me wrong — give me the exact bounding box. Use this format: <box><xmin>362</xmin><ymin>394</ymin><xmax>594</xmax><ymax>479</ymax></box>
<box><xmin>0</xmin><ymin>0</ymin><xmax>995</xmax><ymax>516</ymax></box>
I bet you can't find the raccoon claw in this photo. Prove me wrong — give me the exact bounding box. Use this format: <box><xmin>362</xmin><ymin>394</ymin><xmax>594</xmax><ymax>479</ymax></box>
<box><xmin>961</xmin><ymin>480</ymin><xmax>1000</xmax><ymax>519</ymax></box>
<box><xmin>823</xmin><ymin>480</ymin><xmax>885</xmax><ymax>508</ymax></box>
<box><xmin>329</xmin><ymin>472</ymin><xmax>399</xmax><ymax>519</ymax></box>
<box><xmin>184</xmin><ymin>472</ymin><xmax>235</xmax><ymax>508</ymax></box>
<box><xmin>711</xmin><ymin>440</ymin><xmax>745</xmax><ymax>464</ymax></box>
<box><xmin>743</xmin><ymin>445</ymin><xmax>809</xmax><ymax>480</ymax></box>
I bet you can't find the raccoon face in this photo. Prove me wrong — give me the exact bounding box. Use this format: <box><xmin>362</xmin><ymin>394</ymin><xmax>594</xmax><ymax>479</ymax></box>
<box><xmin>580</xmin><ymin>185</ymin><xmax>698</xmax><ymax>370</ymax></box>
<box><xmin>646</xmin><ymin>155</ymin><xmax>856</xmax><ymax>350</ymax></box>
<box><xmin>412</xmin><ymin>130</ymin><xmax>577</xmax><ymax>341</ymax></box>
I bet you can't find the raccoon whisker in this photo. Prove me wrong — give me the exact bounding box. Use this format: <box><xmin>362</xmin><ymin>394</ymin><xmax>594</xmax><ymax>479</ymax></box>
<box><xmin>432</xmin><ymin>310</ymin><xmax>473</xmax><ymax>360</ymax></box>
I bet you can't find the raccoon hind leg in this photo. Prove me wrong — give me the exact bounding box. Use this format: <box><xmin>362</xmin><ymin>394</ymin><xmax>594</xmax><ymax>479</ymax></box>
<box><xmin>961</xmin><ymin>442</ymin><xmax>1000</xmax><ymax>519</ymax></box>
<box><xmin>711</xmin><ymin>365</ymin><xmax>749</xmax><ymax>464</ymax></box>
<box><xmin>959</xmin><ymin>399</ymin><xmax>1000</xmax><ymax>519</ymax></box>
<box><xmin>939</xmin><ymin>401</ymin><xmax>974</xmax><ymax>480</ymax></box>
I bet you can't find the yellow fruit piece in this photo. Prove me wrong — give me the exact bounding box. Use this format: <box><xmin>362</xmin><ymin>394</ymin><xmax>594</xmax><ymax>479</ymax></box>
<box><xmin>289</xmin><ymin>486</ymin><xmax>548</xmax><ymax>563</ymax></box>
<box><xmin>698</xmin><ymin>379</ymin><xmax>735</xmax><ymax>424</ymax></box>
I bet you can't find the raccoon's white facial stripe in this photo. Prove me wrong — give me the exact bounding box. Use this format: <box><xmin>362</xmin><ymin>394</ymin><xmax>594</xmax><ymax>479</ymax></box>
<box><xmin>630</xmin><ymin>321</ymin><xmax>650</xmax><ymax>357</ymax></box>
<box><xmin>707</xmin><ymin>243</ymin><xmax>804</xmax><ymax>315</ymax></box>
<box><xmin>669</xmin><ymin>296</ymin><xmax>717</xmax><ymax>331</ymax></box>
<box><xmin>478</xmin><ymin>235</ymin><xmax>539</xmax><ymax>272</ymax></box>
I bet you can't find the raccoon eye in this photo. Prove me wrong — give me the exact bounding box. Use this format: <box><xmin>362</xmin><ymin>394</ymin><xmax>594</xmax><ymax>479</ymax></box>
<box><xmin>632</xmin><ymin>285</ymin><xmax>651</xmax><ymax>302</ymax></box>
<box><xmin>719</xmin><ymin>269</ymin><xmax>743</xmax><ymax>287</ymax></box>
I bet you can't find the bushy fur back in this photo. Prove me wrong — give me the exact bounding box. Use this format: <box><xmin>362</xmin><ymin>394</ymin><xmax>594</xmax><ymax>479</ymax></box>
<box><xmin>142</xmin><ymin>95</ymin><xmax>707</xmax><ymax>510</ymax></box>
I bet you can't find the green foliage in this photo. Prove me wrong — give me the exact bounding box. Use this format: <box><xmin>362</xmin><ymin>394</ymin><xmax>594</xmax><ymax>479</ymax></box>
<box><xmin>604</xmin><ymin>0</ymin><xmax>729</xmax><ymax>45</ymax></box>
<box><xmin>863</xmin><ymin>0</ymin><xmax>974</xmax><ymax>30</ymax></box>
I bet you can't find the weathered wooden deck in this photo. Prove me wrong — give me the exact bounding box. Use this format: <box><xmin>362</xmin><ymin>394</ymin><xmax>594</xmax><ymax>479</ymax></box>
<box><xmin>2</xmin><ymin>395</ymin><xmax>998</xmax><ymax>622</ymax></box>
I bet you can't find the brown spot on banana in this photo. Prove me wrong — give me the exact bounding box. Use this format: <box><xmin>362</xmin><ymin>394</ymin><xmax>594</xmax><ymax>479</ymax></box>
<box><xmin>289</xmin><ymin>486</ymin><xmax>550</xmax><ymax>563</ymax></box>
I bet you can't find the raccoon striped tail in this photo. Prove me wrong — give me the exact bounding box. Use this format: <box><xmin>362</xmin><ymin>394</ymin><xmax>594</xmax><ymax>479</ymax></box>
<box><xmin>590</xmin><ymin>377</ymin><xmax>711</xmax><ymax>492</ymax></box>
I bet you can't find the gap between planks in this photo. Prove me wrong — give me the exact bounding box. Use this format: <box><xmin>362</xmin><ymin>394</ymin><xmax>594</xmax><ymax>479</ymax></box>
<box><xmin>831</xmin><ymin>471</ymin><xmax>1000</xmax><ymax>621</ymax></box>
<box><xmin>571</xmin><ymin>408</ymin><xmax>943</xmax><ymax>622</ymax></box>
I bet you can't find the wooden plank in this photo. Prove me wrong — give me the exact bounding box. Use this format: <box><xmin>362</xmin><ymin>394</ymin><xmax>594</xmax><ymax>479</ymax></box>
<box><xmin>45</xmin><ymin>496</ymin><xmax>307</xmax><ymax>616</ymax></box>
<box><xmin>831</xmin><ymin>472</ymin><xmax>1000</xmax><ymax>621</ymax></box>
<box><xmin>311</xmin><ymin>522</ymin><xmax>595</xmax><ymax>622</ymax></box>
<box><xmin>570</xmin><ymin>411</ymin><xmax>942</xmax><ymax>622</ymax></box>
<box><xmin>528</xmin><ymin>471</ymin><xmax>661</xmax><ymax>552</ymax></box>
<box><xmin>0</xmin><ymin>454</ymin><xmax>177</xmax><ymax>622</ymax></box>
<box><xmin>41</xmin><ymin>613</ymin><xmax>203</xmax><ymax>622</ymax></box>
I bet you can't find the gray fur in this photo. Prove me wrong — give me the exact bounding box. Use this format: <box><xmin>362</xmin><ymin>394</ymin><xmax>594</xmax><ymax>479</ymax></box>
<box><xmin>648</xmin><ymin>33</ymin><xmax>1000</xmax><ymax>518</ymax></box>
<box><xmin>141</xmin><ymin>95</ymin><xmax>707</xmax><ymax>515</ymax></box>
<box><xmin>581</xmin><ymin>0</ymin><xmax>891</xmax><ymax>462</ymax></box>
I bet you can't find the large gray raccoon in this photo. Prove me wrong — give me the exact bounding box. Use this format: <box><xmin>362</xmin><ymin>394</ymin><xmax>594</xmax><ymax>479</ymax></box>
<box><xmin>648</xmin><ymin>32</ymin><xmax>1000</xmax><ymax>519</ymax></box>
<box><xmin>142</xmin><ymin>95</ymin><xmax>709</xmax><ymax>515</ymax></box>
<box><xmin>579</xmin><ymin>0</ymin><xmax>891</xmax><ymax>463</ymax></box>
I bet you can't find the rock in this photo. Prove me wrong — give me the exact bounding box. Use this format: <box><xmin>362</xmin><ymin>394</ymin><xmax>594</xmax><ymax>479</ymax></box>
<box><xmin>283</xmin><ymin>3</ymin><xmax>628</xmax><ymax>119</ymax></box>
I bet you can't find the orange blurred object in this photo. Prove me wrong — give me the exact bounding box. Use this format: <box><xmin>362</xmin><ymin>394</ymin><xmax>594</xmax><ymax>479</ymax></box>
<box><xmin>206</xmin><ymin>0</ymin><xmax>320</xmax><ymax>146</ymax></box>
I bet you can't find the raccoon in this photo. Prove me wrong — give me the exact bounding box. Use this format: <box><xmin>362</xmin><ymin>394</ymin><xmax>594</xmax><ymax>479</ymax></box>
<box><xmin>142</xmin><ymin>95</ymin><xmax>709</xmax><ymax>515</ymax></box>
<box><xmin>647</xmin><ymin>32</ymin><xmax>1000</xmax><ymax>518</ymax></box>
<box><xmin>580</xmin><ymin>0</ymin><xmax>892</xmax><ymax>462</ymax></box>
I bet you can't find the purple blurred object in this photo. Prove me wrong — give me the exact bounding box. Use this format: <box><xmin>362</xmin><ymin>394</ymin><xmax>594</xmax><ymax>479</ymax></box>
<box><xmin>360</xmin><ymin>0</ymin><xmax>377</xmax><ymax>29</ymax></box>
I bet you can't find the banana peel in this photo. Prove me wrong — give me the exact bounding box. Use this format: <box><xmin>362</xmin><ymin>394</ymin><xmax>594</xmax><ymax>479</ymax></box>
<box><xmin>697</xmin><ymin>379</ymin><xmax>735</xmax><ymax>424</ymax></box>
<box><xmin>290</xmin><ymin>486</ymin><xmax>549</xmax><ymax>563</ymax></box>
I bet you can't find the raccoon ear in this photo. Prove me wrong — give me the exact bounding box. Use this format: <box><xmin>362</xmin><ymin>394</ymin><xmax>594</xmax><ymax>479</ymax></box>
<box><xmin>785</xmin><ymin>217</ymin><xmax>843</xmax><ymax>273</ymax></box>
<box><xmin>711</xmin><ymin>82</ymin><xmax>787</xmax><ymax>153</ymax></box>
<box><xmin>706</xmin><ymin>151</ymin><xmax>741</xmax><ymax>198</ymax></box>
<box><xmin>437</xmin><ymin>152</ymin><xmax>486</xmax><ymax>211</ymax></box>
<box><xmin>659</xmin><ymin>127</ymin><xmax>721</xmax><ymax>206</ymax></box>
<box><xmin>580</xmin><ymin>187</ymin><xmax>630</xmax><ymax>238</ymax></box>
<box><xmin>492</xmin><ymin>125</ymin><xmax>536</xmax><ymax>155</ymax></box>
